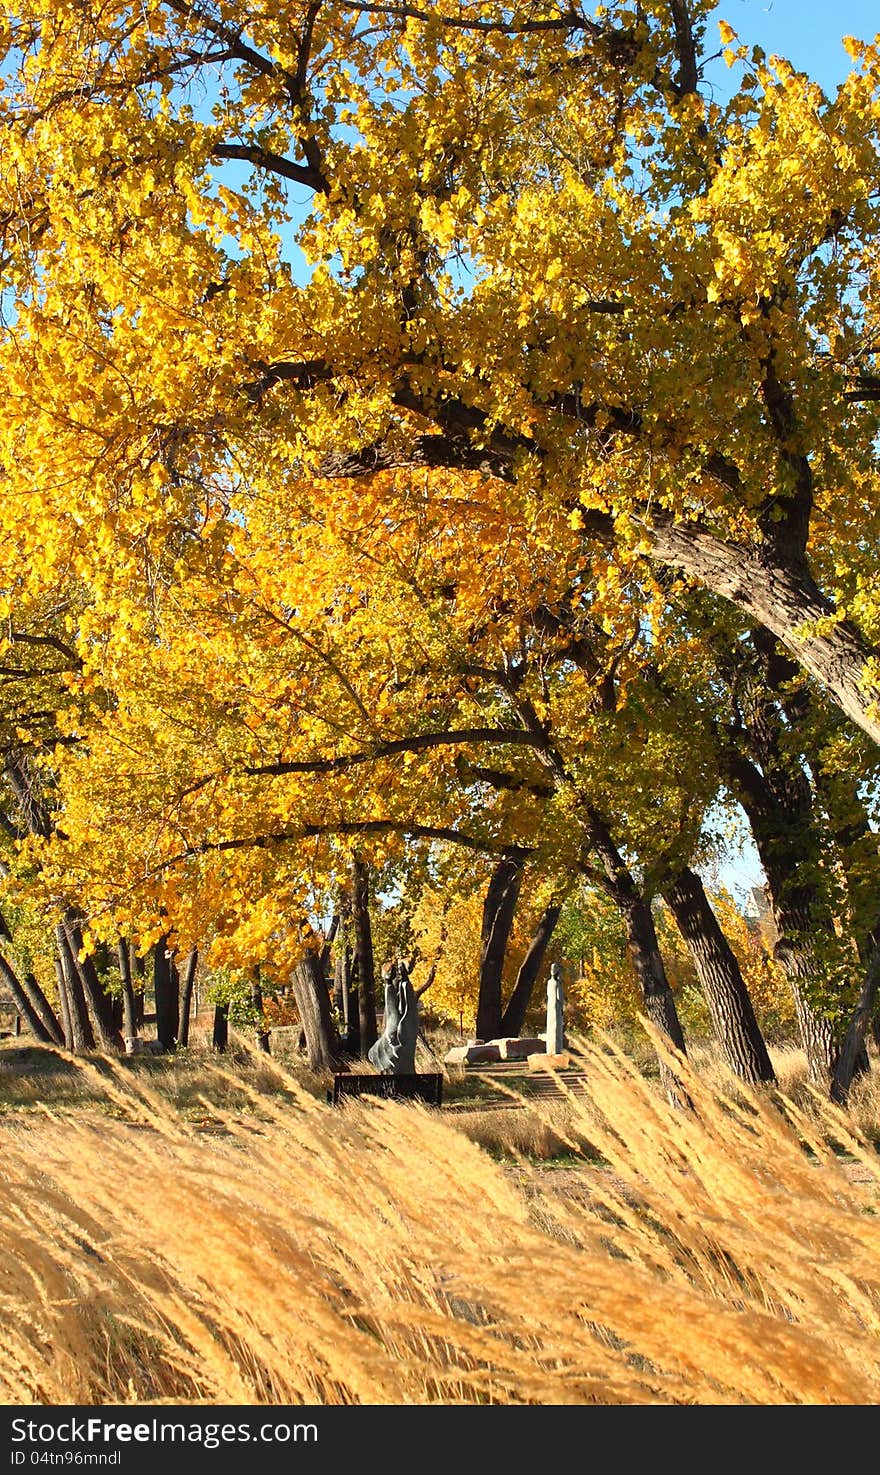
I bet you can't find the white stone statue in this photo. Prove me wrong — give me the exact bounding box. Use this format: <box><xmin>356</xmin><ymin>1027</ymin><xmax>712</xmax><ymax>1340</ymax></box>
<box><xmin>545</xmin><ymin>962</ymin><xmax>565</xmax><ymax>1054</ymax></box>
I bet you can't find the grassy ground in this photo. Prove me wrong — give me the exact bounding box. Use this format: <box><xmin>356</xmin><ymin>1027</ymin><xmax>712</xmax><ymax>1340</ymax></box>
<box><xmin>1</xmin><ymin>1028</ymin><xmax>879</xmax><ymax>1403</ymax></box>
<box><xmin>4</xmin><ymin>1028</ymin><xmax>880</xmax><ymax>1157</ymax></box>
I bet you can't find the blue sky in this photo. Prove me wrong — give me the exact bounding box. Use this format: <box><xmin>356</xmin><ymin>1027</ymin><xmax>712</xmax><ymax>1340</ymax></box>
<box><xmin>708</xmin><ymin>1</ymin><xmax>878</xmax><ymax>86</ymax></box>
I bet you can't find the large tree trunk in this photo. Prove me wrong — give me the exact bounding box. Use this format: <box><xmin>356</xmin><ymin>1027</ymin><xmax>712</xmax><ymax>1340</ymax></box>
<box><xmin>726</xmin><ymin>765</ymin><xmax>843</xmax><ymax>1087</ymax></box>
<box><xmin>664</xmin><ymin>868</ymin><xmax>775</xmax><ymax>1085</ymax></box>
<box><xmin>499</xmin><ymin>902</ymin><xmax>561</xmax><ymax>1038</ymax></box>
<box><xmin>350</xmin><ymin>854</ymin><xmax>378</xmax><ymax>1051</ymax></box>
<box><xmin>178</xmin><ymin>949</ymin><xmax>198</xmax><ymax>1048</ymax></box>
<box><xmin>619</xmin><ymin>895</ymin><xmax>688</xmax><ymax>1054</ymax></box>
<box><xmin>55</xmin><ymin>924</ymin><xmax>94</xmax><ymax>1050</ymax></box>
<box><xmin>63</xmin><ymin>911</ymin><xmax>122</xmax><ymax>1052</ymax></box>
<box><xmin>0</xmin><ymin>955</ymin><xmax>62</xmax><ymax>1044</ymax></box>
<box><xmin>153</xmin><ymin>936</ymin><xmax>179</xmax><ymax>1051</ymax></box>
<box><xmin>53</xmin><ymin>957</ymin><xmax>74</xmax><ymax>1050</ymax></box>
<box><xmin>585</xmin><ymin>808</ymin><xmax>688</xmax><ymax>1103</ymax></box>
<box><xmin>632</xmin><ymin>520</ymin><xmax>880</xmax><ymax>747</ymax></box>
<box><xmin>290</xmin><ymin>948</ymin><xmax>344</xmax><ymax>1072</ymax></box>
<box><xmin>475</xmin><ymin>854</ymin><xmax>524</xmax><ymax>1041</ymax></box>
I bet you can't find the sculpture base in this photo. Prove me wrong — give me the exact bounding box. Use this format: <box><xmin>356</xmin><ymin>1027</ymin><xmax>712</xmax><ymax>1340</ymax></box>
<box><xmin>329</xmin><ymin>1072</ymin><xmax>443</xmax><ymax>1106</ymax></box>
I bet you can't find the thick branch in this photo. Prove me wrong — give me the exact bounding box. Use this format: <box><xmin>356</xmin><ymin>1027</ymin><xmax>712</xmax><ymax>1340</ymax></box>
<box><xmin>148</xmin><ymin>820</ymin><xmax>533</xmax><ymax>879</ymax></box>
<box><xmin>211</xmin><ymin>144</ymin><xmax>320</xmax><ymax>189</ymax></box>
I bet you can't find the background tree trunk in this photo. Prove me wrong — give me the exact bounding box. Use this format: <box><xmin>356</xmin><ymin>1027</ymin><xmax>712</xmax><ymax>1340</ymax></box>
<box><xmin>290</xmin><ymin>948</ymin><xmax>344</xmax><ymax>1072</ymax></box>
<box><xmin>178</xmin><ymin>949</ymin><xmax>198</xmax><ymax>1048</ymax></box>
<box><xmin>664</xmin><ymin>868</ymin><xmax>775</xmax><ymax>1085</ymax></box>
<box><xmin>251</xmin><ymin>969</ymin><xmax>271</xmax><ymax>1054</ymax></box>
<box><xmin>212</xmin><ymin>1002</ymin><xmax>228</xmax><ymax>1052</ymax></box>
<box><xmin>0</xmin><ymin>955</ymin><xmax>61</xmax><ymax>1043</ymax></box>
<box><xmin>55</xmin><ymin>924</ymin><xmax>94</xmax><ymax>1050</ymax></box>
<box><xmin>153</xmin><ymin>936</ymin><xmax>179</xmax><ymax>1051</ymax></box>
<box><xmin>586</xmin><ymin>809</ymin><xmax>688</xmax><ymax>1087</ymax></box>
<box><xmin>351</xmin><ymin>854</ymin><xmax>378</xmax><ymax>1051</ymax></box>
<box><xmin>53</xmin><ymin>957</ymin><xmax>74</xmax><ymax>1050</ymax></box>
<box><xmin>476</xmin><ymin>854</ymin><xmax>524</xmax><ymax>1041</ymax></box>
<box><xmin>22</xmin><ymin>969</ymin><xmax>64</xmax><ymax>1044</ymax></box>
<box><xmin>130</xmin><ymin>944</ymin><xmax>146</xmax><ymax>1029</ymax></box>
<box><xmin>831</xmin><ymin>944</ymin><xmax>880</xmax><ymax>1102</ymax></box>
<box><xmin>63</xmin><ymin>911</ymin><xmax>121</xmax><ymax>1051</ymax></box>
<box><xmin>117</xmin><ymin>939</ymin><xmax>138</xmax><ymax>1050</ymax></box>
<box><xmin>499</xmin><ymin>902</ymin><xmax>561</xmax><ymax>1038</ymax></box>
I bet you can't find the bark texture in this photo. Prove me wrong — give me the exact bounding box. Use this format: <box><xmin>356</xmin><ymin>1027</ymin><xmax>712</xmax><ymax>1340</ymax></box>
<box><xmin>351</xmin><ymin>854</ymin><xmax>378</xmax><ymax>1051</ymax></box>
<box><xmin>499</xmin><ymin>902</ymin><xmax>561</xmax><ymax>1038</ymax></box>
<box><xmin>831</xmin><ymin>944</ymin><xmax>880</xmax><ymax>1103</ymax></box>
<box><xmin>664</xmin><ymin>868</ymin><xmax>775</xmax><ymax>1084</ymax></box>
<box><xmin>641</xmin><ymin>521</ymin><xmax>880</xmax><ymax>747</ymax></box>
<box><xmin>290</xmin><ymin>948</ymin><xmax>344</xmax><ymax>1071</ymax></box>
<box><xmin>153</xmin><ymin>936</ymin><xmax>179</xmax><ymax>1051</ymax></box>
<box><xmin>212</xmin><ymin>1003</ymin><xmax>229</xmax><ymax>1052</ymax></box>
<box><xmin>0</xmin><ymin>954</ymin><xmax>62</xmax><ymax>1043</ymax></box>
<box><xmin>55</xmin><ymin>923</ymin><xmax>94</xmax><ymax>1050</ymax></box>
<box><xmin>476</xmin><ymin>854</ymin><xmax>524</xmax><ymax>1041</ymax></box>
<box><xmin>178</xmin><ymin>949</ymin><xmax>198</xmax><ymax>1048</ymax></box>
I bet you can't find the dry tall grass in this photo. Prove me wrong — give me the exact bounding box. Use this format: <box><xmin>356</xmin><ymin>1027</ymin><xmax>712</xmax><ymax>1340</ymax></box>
<box><xmin>1</xmin><ymin>1032</ymin><xmax>879</xmax><ymax>1405</ymax></box>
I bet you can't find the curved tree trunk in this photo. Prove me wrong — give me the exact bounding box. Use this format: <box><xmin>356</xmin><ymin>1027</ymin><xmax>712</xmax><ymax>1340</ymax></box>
<box><xmin>290</xmin><ymin>948</ymin><xmax>344</xmax><ymax>1072</ymax></box>
<box><xmin>351</xmin><ymin>854</ymin><xmax>378</xmax><ymax>1051</ymax></box>
<box><xmin>584</xmin><ymin>807</ymin><xmax>688</xmax><ymax>1103</ymax></box>
<box><xmin>664</xmin><ymin>868</ymin><xmax>775</xmax><ymax>1085</ymax></box>
<box><xmin>475</xmin><ymin>854</ymin><xmax>524</xmax><ymax>1041</ymax></box>
<box><xmin>628</xmin><ymin>520</ymin><xmax>880</xmax><ymax>747</ymax></box>
<box><xmin>0</xmin><ymin>955</ymin><xmax>62</xmax><ymax>1044</ymax></box>
<box><xmin>831</xmin><ymin>944</ymin><xmax>880</xmax><ymax>1104</ymax></box>
<box><xmin>500</xmin><ymin>902</ymin><xmax>561</xmax><ymax>1038</ymax></box>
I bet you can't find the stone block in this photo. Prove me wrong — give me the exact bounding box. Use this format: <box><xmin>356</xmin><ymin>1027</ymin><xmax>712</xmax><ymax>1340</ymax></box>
<box><xmin>444</xmin><ymin>1042</ymin><xmax>502</xmax><ymax>1065</ymax></box>
<box><xmin>495</xmin><ymin>1036</ymin><xmax>546</xmax><ymax>1060</ymax></box>
<box><xmin>527</xmin><ymin>1051</ymin><xmax>571</xmax><ymax>1072</ymax></box>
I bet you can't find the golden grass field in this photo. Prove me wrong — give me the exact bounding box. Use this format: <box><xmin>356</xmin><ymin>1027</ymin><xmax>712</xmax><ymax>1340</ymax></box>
<box><xmin>1</xmin><ymin>1030</ymin><xmax>879</xmax><ymax>1405</ymax></box>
